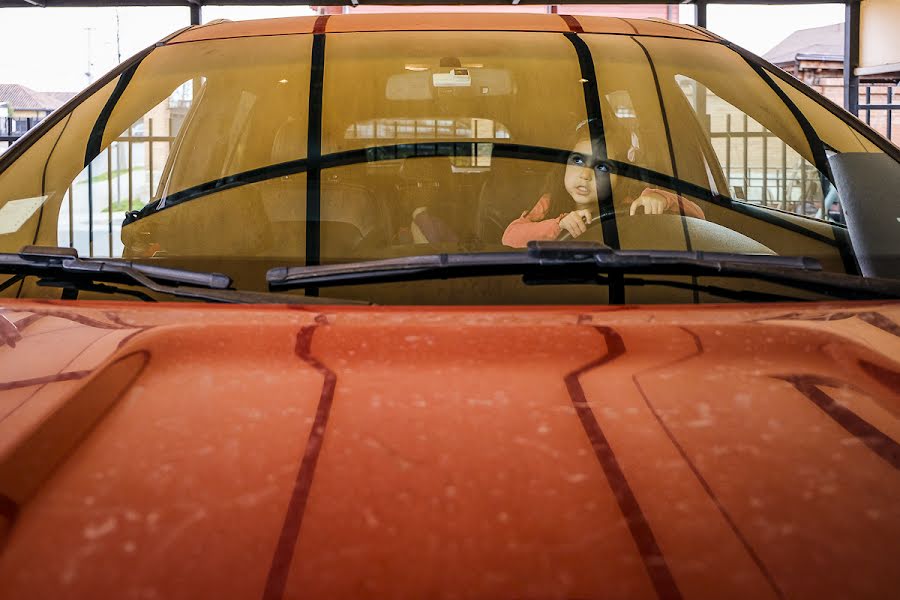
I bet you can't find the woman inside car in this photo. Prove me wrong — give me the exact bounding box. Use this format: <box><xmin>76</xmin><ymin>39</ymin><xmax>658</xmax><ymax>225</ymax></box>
<box><xmin>501</xmin><ymin>120</ymin><xmax>706</xmax><ymax>248</ymax></box>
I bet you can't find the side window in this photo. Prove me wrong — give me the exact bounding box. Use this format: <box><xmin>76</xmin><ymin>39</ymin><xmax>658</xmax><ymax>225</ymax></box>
<box><xmin>42</xmin><ymin>35</ymin><xmax>314</xmax><ymax>260</ymax></box>
<box><xmin>57</xmin><ymin>80</ymin><xmax>198</xmax><ymax>258</ymax></box>
<box><xmin>633</xmin><ymin>37</ymin><xmax>853</xmax><ymax>273</ymax></box>
<box><xmin>675</xmin><ymin>75</ymin><xmax>837</xmax><ymax>222</ymax></box>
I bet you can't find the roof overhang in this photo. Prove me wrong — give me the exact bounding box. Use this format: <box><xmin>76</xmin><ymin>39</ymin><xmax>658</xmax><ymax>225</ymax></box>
<box><xmin>0</xmin><ymin>0</ymin><xmax>854</xmax><ymax>6</ymax></box>
<box><xmin>856</xmin><ymin>62</ymin><xmax>900</xmax><ymax>78</ymax></box>
<box><xmin>795</xmin><ymin>53</ymin><xmax>843</xmax><ymax>62</ymax></box>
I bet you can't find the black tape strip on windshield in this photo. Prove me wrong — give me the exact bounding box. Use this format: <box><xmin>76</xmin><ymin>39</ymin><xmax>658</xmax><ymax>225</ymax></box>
<box><xmin>84</xmin><ymin>60</ymin><xmax>143</xmax><ymax>168</ymax></box>
<box><xmin>727</xmin><ymin>41</ymin><xmax>900</xmax><ymax>165</ymax></box>
<box><xmin>631</xmin><ymin>37</ymin><xmax>699</xmax><ymax>301</ymax></box>
<box><xmin>564</xmin><ymin>31</ymin><xmax>619</xmax><ymax>252</ymax></box>
<box><xmin>631</xmin><ymin>38</ymin><xmax>694</xmax><ymax>249</ymax></box>
<box><xmin>131</xmin><ymin>141</ymin><xmax>842</xmax><ymax>249</ymax></box>
<box><xmin>31</xmin><ymin>114</ymin><xmax>74</xmax><ymax>263</ymax></box>
<box><xmin>559</xmin><ymin>15</ymin><xmax>584</xmax><ymax>34</ymax></box>
<box><xmin>749</xmin><ymin>63</ymin><xmax>859</xmax><ymax>274</ymax></box>
<box><xmin>312</xmin><ymin>14</ymin><xmax>329</xmax><ymax>35</ymax></box>
<box><xmin>616</xmin><ymin>18</ymin><xmax>639</xmax><ymax>35</ymax></box>
<box><xmin>749</xmin><ymin>62</ymin><xmax>834</xmax><ymax>184</ymax></box>
<box><xmin>306</xmin><ymin>26</ymin><xmax>328</xmax><ymax>290</ymax></box>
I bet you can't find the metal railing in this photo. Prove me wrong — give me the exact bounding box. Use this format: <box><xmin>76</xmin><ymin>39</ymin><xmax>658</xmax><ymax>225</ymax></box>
<box><xmin>0</xmin><ymin>116</ymin><xmax>42</xmax><ymax>150</ymax></box>
<box><xmin>708</xmin><ymin>113</ymin><xmax>826</xmax><ymax>219</ymax></box>
<box><xmin>57</xmin><ymin>119</ymin><xmax>175</xmax><ymax>258</ymax></box>
<box><xmin>860</xmin><ymin>84</ymin><xmax>900</xmax><ymax>146</ymax></box>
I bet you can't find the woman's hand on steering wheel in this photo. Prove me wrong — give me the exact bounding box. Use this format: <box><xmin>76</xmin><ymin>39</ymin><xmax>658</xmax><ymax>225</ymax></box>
<box><xmin>629</xmin><ymin>190</ymin><xmax>670</xmax><ymax>216</ymax></box>
<box><xmin>558</xmin><ymin>209</ymin><xmax>593</xmax><ymax>239</ymax></box>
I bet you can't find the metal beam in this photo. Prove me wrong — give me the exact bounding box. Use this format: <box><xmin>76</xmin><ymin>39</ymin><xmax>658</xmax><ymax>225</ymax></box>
<box><xmin>0</xmin><ymin>0</ymin><xmax>855</xmax><ymax>7</ymax></box>
<box><xmin>844</xmin><ymin>0</ymin><xmax>860</xmax><ymax>116</ymax></box>
<box><xmin>696</xmin><ymin>0</ymin><xmax>707</xmax><ymax>28</ymax></box>
<box><xmin>189</xmin><ymin>1</ymin><xmax>200</xmax><ymax>25</ymax></box>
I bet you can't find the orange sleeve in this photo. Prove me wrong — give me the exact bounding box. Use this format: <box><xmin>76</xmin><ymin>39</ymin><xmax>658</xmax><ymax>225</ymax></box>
<box><xmin>501</xmin><ymin>194</ymin><xmax>563</xmax><ymax>248</ymax></box>
<box><xmin>645</xmin><ymin>188</ymin><xmax>706</xmax><ymax>220</ymax></box>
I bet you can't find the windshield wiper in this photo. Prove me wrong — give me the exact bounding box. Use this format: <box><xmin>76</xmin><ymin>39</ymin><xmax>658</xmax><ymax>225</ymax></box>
<box><xmin>1</xmin><ymin>246</ymin><xmax>370</xmax><ymax>305</ymax></box>
<box><xmin>267</xmin><ymin>242</ymin><xmax>900</xmax><ymax>301</ymax></box>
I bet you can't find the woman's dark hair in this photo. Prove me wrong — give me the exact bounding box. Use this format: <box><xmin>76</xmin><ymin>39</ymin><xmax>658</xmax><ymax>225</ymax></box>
<box><xmin>542</xmin><ymin>120</ymin><xmax>609</xmax><ymax>218</ymax></box>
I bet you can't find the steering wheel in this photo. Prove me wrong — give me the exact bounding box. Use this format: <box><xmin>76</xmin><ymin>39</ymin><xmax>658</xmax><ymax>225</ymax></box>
<box><xmin>557</xmin><ymin>213</ymin><xmax>776</xmax><ymax>254</ymax></box>
<box><xmin>556</xmin><ymin>211</ymin><xmax>621</xmax><ymax>243</ymax></box>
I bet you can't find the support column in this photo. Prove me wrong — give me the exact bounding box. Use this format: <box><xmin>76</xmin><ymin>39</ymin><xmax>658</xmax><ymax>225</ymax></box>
<box><xmin>696</xmin><ymin>0</ymin><xmax>708</xmax><ymax>29</ymax></box>
<box><xmin>844</xmin><ymin>0</ymin><xmax>860</xmax><ymax>115</ymax></box>
<box><xmin>190</xmin><ymin>2</ymin><xmax>202</xmax><ymax>26</ymax></box>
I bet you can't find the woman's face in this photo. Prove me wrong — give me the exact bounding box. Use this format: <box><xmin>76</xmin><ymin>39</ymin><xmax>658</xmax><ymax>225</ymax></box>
<box><xmin>564</xmin><ymin>138</ymin><xmax>601</xmax><ymax>206</ymax></box>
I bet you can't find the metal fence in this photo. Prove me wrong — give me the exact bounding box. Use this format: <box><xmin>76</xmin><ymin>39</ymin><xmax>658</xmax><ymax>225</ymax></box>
<box><xmin>55</xmin><ymin>120</ymin><xmax>176</xmax><ymax>258</ymax></box>
<box><xmin>709</xmin><ymin>113</ymin><xmax>825</xmax><ymax>217</ymax></box>
<box><xmin>860</xmin><ymin>84</ymin><xmax>900</xmax><ymax>146</ymax></box>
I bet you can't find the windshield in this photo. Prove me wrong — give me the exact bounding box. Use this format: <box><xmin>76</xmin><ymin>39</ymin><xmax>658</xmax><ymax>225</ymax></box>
<box><xmin>0</xmin><ymin>18</ymin><xmax>895</xmax><ymax>305</ymax></box>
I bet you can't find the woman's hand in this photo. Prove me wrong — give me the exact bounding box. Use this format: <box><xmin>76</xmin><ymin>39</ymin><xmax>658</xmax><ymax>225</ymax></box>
<box><xmin>630</xmin><ymin>190</ymin><xmax>669</xmax><ymax>216</ymax></box>
<box><xmin>558</xmin><ymin>209</ymin><xmax>592</xmax><ymax>238</ymax></box>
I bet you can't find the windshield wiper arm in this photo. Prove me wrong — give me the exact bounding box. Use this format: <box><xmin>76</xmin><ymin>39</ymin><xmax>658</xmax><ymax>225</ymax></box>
<box><xmin>0</xmin><ymin>245</ymin><xmax>244</xmax><ymax>303</ymax></box>
<box><xmin>267</xmin><ymin>241</ymin><xmax>900</xmax><ymax>301</ymax></box>
<box><xmin>1</xmin><ymin>246</ymin><xmax>372</xmax><ymax>305</ymax></box>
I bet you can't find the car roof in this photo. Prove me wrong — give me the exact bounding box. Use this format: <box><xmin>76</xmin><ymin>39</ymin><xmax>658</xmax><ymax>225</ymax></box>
<box><xmin>167</xmin><ymin>13</ymin><xmax>718</xmax><ymax>45</ymax></box>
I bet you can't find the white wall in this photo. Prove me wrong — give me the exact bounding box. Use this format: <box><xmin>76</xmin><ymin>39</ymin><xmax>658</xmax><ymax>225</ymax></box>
<box><xmin>860</xmin><ymin>0</ymin><xmax>900</xmax><ymax>72</ymax></box>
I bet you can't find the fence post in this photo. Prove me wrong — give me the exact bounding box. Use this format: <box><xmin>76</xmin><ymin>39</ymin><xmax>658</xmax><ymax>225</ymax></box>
<box><xmin>68</xmin><ymin>184</ymin><xmax>74</xmax><ymax>248</ymax></box>
<box><xmin>888</xmin><ymin>87</ymin><xmax>893</xmax><ymax>140</ymax></box>
<box><xmin>865</xmin><ymin>86</ymin><xmax>871</xmax><ymax>124</ymax></box>
<box><xmin>107</xmin><ymin>147</ymin><xmax>114</xmax><ymax>256</ymax></box>
<box><xmin>148</xmin><ymin>118</ymin><xmax>154</xmax><ymax>201</ymax></box>
<box><xmin>725</xmin><ymin>113</ymin><xmax>731</xmax><ymax>194</ymax></box>
<box><xmin>762</xmin><ymin>134</ymin><xmax>768</xmax><ymax>206</ymax></box>
<box><xmin>742</xmin><ymin>114</ymin><xmax>749</xmax><ymax>200</ymax></box>
<box><xmin>87</xmin><ymin>161</ymin><xmax>94</xmax><ymax>257</ymax></box>
<box><xmin>781</xmin><ymin>141</ymin><xmax>787</xmax><ymax>210</ymax></box>
<box><xmin>128</xmin><ymin>125</ymin><xmax>134</xmax><ymax>212</ymax></box>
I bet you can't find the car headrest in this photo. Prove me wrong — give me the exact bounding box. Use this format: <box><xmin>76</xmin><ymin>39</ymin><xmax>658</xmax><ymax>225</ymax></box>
<box><xmin>271</xmin><ymin>117</ymin><xmax>305</xmax><ymax>164</ymax></box>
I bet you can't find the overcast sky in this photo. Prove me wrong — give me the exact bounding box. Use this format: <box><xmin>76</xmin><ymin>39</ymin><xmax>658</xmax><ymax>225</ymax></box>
<box><xmin>0</xmin><ymin>4</ymin><xmax>846</xmax><ymax>93</ymax></box>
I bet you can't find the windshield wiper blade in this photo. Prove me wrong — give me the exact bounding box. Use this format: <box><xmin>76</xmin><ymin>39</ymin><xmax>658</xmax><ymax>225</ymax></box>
<box><xmin>0</xmin><ymin>245</ymin><xmax>244</xmax><ymax>303</ymax></box>
<box><xmin>267</xmin><ymin>241</ymin><xmax>900</xmax><ymax>301</ymax></box>
<box><xmin>3</xmin><ymin>246</ymin><xmax>231</xmax><ymax>286</ymax></box>
<box><xmin>1</xmin><ymin>246</ymin><xmax>372</xmax><ymax>305</ymax></box>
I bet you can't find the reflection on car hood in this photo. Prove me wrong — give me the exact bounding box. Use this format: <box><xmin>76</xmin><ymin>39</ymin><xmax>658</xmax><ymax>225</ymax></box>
<box><xmin>0</xmin><ymin>300</ymin><xmax>898</xmax><ymax>599</ymax></box>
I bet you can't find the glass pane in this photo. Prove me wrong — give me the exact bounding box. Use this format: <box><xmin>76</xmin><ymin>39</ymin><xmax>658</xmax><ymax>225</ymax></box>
<box><xmin>767</xmin><ymin>70</ymin><xmax>885</xmax><ymax>154</ymax></box>
<box><xmin>676</xmin><ymin>74</ymin><xmax>830</xmax><ymax>217</ymax></box>
<box><xmin>59</xmin><ymin>80</ymin><xmax>201</xmax><ymax>258</ymax></box>
<box><xmin>639</xmin><ymin>37</ymin><xmax>817</xmax><ymax>192</ymax></box>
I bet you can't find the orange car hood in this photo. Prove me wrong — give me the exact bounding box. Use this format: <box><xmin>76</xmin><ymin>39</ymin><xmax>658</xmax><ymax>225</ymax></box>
<box><xmin>0</xmin><ymin>299</ymin><xmax>897</xmax><ymax>600</ymax></box>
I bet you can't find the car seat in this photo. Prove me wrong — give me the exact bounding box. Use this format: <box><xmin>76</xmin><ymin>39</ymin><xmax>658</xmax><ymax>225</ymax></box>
<box><xmin>475</xmin><ymin>159</ymin><xmax>554</xmax><ymax>244</ymax></box>
<box><xmin>396</xmin><ymin>157</ymin><xmax>462</xmax><ymax>245</ymax></box>
<box><xmin>267</xmin><ymin>118</ymin><xmax>390</xmax><ymax>260</ymax></box>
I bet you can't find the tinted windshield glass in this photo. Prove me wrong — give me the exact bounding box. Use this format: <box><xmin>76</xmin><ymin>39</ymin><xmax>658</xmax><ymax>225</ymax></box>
<box><xmin>0</xmin><ymin>21</ymin><xmax>893</xmax><ymax>304</ymax></box>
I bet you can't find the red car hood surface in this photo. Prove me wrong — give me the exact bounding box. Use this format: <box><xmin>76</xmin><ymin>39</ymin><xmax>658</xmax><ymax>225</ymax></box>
<box><xmin>0</xmin><ymin>300</ymin><xmax>897</xmax><ymax>600</ymax></box>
